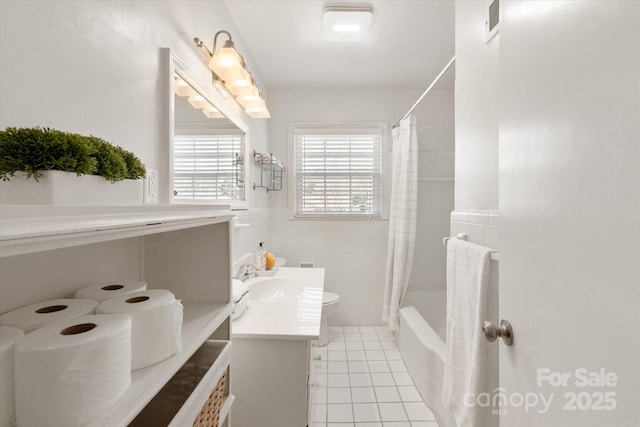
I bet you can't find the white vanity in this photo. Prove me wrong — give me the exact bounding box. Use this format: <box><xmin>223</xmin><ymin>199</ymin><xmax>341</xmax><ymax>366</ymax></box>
<box><xmin>231</xmin><ymin>267</ymin><xmax>324</xmax><ymax>427</ymax></box>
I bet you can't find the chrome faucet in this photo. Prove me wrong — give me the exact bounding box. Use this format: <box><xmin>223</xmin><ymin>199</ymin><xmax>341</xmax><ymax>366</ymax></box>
<box><xmin>235</xmin><ymin>264</ymin><xmax>258</xmax><ymax>282</ymax></box>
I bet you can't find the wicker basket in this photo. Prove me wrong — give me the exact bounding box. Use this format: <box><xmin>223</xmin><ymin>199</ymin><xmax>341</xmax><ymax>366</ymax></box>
<box><xmin>193</xmin><ymin>369</ymin><xmax>228</xmax><ymax>427</ymax></box>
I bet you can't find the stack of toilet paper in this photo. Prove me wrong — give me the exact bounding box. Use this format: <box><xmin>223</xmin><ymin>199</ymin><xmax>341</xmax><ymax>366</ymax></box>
<box><xmin>0</xmin><ymin>281</ymin><xmax>184</xmax><ymax>427</ymax></box>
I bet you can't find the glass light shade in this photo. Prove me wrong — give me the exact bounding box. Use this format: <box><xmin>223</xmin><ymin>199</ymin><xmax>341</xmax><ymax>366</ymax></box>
<box><xmin>234</xmin><ymin>83</ymin><xmax>260</xmax><ymax>101</ymax></box>
<box><xmin>173</xmin><ymin>76</ymin><xmax>192</xmax><ymax>97</ymax></box>
<box><xmin>208</xmin><ymin>46</ymin><xmax>242</xmax><ymax>82</ymax></box>
<box><xmin>248</xmin><ymin>109</ymin><xmax>271</xmax><ymax>118</ymax></box>
<box><xmin>245</xmin><ymin>98</ymin><xmax>270</xmax><ymax>118</ymax></box>
<box><xmin>238</xmin><ymin>97</ymin><xmax>262</xmax><ymax>111</ymax></box>
<box><xmin>188</xmin><ymin>93</ymin><xmax>208</xmax><ymax>109</ymax></box>
<box><xmin>203</xmin><ymin>104</ymin><xmax>225</xmax><ymax>119</ymax></box>
<box><xmin>226</xmin><ymin>69</ymin><xmax>252</xmax><ymax>97</ymax></box>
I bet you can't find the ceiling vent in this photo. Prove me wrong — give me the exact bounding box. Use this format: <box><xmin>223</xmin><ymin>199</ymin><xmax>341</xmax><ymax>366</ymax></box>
<box><xmin>485</xmin><ymin>0</ymin><xmax>499</xmax><ymax>43</ymax></box>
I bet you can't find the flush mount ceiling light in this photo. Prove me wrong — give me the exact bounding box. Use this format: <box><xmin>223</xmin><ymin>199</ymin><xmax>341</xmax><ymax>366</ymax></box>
<box><xmin>193</xmin><ymin>30</ymin><xmax>270</xmax><ymax>118</ymax></box>
<box><xmin>322</xmin><ymin>5</ymin><xmax>373</xmax><ymax>41</ymax></box>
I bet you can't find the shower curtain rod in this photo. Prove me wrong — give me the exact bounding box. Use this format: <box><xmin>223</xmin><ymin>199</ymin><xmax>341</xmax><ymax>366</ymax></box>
<box><xmin>393</xmin><ymin>55</ymin><xmax>456</xmax><ymax>129</ymax></box>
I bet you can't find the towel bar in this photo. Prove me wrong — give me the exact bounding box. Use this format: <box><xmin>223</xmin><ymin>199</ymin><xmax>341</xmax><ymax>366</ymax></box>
<box><xmin>443</xmin><ymin>233</ymin><xmax>500</xmax><ymax>261</ymax></box>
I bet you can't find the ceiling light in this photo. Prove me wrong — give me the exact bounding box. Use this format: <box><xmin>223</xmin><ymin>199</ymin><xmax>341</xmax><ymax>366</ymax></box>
<box><xmin>322</xmin><ymin>6</ymin><xmax>373</xmax><ymax>41</ymax></box>
<box><xmin>194</xmin><ymin>31</ymin><xmax>270</xmax><ymax>118</ymax></box>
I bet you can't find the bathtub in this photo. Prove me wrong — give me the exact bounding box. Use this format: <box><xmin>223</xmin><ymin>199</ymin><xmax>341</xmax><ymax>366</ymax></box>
<box><xmin>398</xmin><ymin>262</ymin><xmax>499</xmax><ymax>427</ymax></box>
<box><xmin>397</xmin><ymin>305</ymin><xmax>455</xmax><ymax>427</ymax></box>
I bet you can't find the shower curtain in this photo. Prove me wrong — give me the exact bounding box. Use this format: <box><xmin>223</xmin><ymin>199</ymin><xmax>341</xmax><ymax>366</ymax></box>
<box><xmin>382</xmin><ymin>114</ymin><xmax>418</xmax><ymax>331</ymax></box>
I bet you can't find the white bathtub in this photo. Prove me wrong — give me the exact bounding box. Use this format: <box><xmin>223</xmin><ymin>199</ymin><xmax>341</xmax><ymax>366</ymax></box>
<box><xmin>398</xmin><ymin>262</ymin><xmax>499</xmax><ymax>427</ymax></box>
<box><xmin>397</xmin><ymin>305</ymin><xmax>455</xmax><ymax>427</ymax></box>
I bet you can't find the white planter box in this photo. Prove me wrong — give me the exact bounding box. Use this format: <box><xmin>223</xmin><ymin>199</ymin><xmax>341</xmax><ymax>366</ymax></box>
<box><xmin>0</xmin><ymin>170</ymin><xmax>143</xmax><ymax>205</ymax></box>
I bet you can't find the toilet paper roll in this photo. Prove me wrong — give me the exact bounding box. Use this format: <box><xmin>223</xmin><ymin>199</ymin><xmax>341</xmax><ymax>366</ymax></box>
<box><xmin>75</xmin><ymin>280</ymin><xmax>148</xmax><ymax>302</ymax></box>
<box><xmin>0</xmin><ymin>299</ymin><xmax>98</xmax><ymax>332</ymax></box>
<box><xmin>97</xmin><ymin>289</ymin><xmax>183</xmax><ymax>370</ymax></box>
<box><xmin>1</xmin><ymin>326</ymin><xmax>24</xmax><ymax>427</ymax></box>
<box><xmin>14</xmin><ymin>314</ymin><xmax>131</xmax><ymax>427</ymax></box>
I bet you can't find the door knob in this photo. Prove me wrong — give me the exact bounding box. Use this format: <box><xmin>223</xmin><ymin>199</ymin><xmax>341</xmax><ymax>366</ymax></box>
<box><xmin>483</xmin><ymin>319</ymin><xmax>514</xmax><ymax>346</ymax></box>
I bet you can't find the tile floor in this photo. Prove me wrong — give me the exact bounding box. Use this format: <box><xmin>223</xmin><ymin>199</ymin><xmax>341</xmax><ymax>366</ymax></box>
<box><xmin>311</xmin><ymin>326</ymin><xmax>440</xmax><ymax>427</ymax></box>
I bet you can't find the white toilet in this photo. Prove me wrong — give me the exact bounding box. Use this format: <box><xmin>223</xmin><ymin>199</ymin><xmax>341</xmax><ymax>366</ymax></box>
<box><xmin>319</xmin><ymin>292</ymin><xmax>340</xmax><ymax>346</ymax></box>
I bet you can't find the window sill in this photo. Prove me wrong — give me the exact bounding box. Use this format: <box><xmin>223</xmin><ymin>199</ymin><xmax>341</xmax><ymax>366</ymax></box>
<box><xmin>288</xmin><ymin>215</ymin><xmax>388</xmax><ymax>222</ymax></box>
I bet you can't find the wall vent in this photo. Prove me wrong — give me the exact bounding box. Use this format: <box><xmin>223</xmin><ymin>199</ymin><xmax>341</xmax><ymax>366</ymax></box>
<box><xmin>485</xmin><ymin>0</ymin><xmax>500</xmax><ymax>43</ymax></box>
<box><xmin>299</xmin><ymin>261</ymin><xmax>315</xmax><ymax>268</ymax></box>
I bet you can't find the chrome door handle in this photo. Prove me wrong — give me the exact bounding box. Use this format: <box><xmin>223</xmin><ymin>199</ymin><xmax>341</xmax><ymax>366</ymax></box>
<box><xmin>483</xmin><ymin>319</ymin><xmax>514</xmax><ymax>346</ymax></box>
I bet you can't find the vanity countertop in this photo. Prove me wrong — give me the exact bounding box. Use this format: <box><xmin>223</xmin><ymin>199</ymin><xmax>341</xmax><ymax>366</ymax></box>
<box><xmin>231</xmin><ymin>267</ymin><xmax>325</xmax><ymax>340</ymax></box>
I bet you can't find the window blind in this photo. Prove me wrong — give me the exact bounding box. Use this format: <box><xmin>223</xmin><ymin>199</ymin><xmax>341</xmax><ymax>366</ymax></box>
<box><xmin>173</xmin><ymin>134</ymin><xmax>242</xmax><ymax>200</ymax></box>
<box><xmin>294</xmin><ymin>131</ymin><xmax>382</xmax><ymax>217</ymax></box>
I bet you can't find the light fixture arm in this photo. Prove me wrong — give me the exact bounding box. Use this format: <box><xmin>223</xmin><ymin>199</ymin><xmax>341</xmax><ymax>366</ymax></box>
<box><xmin>213</xmin><ymin>30</ymin><xmax>234</xmax><ymax>54</ymax></box>
<box><xmin>193</xmin><ymin>37</ymin><xmax>213</xmax><ymax>57</ymax></box>
<box><xmin>192</xmin><ymin>29</ymin><xmax>270</xmax><ymax>118</ymax></box>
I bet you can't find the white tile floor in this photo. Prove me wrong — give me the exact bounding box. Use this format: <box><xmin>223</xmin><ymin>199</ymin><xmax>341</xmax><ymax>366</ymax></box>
<box><xmin>311</xmin><ymin>326</ymin><xmax>440</xmax><ymax>427</ymax></box>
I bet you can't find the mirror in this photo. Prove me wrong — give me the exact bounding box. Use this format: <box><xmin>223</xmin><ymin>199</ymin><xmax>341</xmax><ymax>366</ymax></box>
<box><xmin>166</xmin><ymin>49</ymin><xmax>248</xmax><ymax>208</ymax></box>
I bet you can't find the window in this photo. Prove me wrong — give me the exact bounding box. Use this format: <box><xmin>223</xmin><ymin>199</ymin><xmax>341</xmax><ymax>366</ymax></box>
<box><xmin>173</xmin><ymin>133</ymin><xmax>243</xmax><ymax>201</ymax></box>
<box><xmin>291</xmin><ymin>124</ymin><xmax>385</xmax><ymax>218</ymax></box>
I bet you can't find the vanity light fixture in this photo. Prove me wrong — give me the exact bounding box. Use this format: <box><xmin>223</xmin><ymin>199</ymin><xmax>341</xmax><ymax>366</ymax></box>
<box><xmin>322</xmin><ymin>5</ymin><xmax>373</xmax><ymax>41</ymax></box>
<box><xmin>187</xmin><ymin>93</ymin><xmax>209</xmax><ymax>110</ymax></box>
<box><xmin>174</xmin><ymin>74</ymin><xmax>226</xmax><ymax>119</ymax></box>
<box><xmin>194</xmin><ymin>30</ymin><xmax>270</xmax><ymax>118</ymax></box>
<box><xmin>173</xmin><ymin>75</ymin><xmax>192</xmax><ymax>97</ymax></box>
<box><xmin>202</xmin><ymin>102</ymin><xmax>225</xmax><ymax>119</ymax></box>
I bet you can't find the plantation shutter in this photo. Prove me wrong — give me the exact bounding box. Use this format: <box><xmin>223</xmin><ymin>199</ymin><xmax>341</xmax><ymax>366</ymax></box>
<box><xmin>173</xmin><ymin>134</ymin><xmax>241</xmax><ymax>200</ymax></box>
<box><xmin>294</xmin><ymin>130</ymin><xmax>382</xmax><ymax>217</ymax></box>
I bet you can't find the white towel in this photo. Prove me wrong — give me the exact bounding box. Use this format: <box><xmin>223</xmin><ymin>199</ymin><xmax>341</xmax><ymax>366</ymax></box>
<box><xmin>231</xmin><ymin>292</ymin><xmax>249</xmax><ymax>320</ymax></box>
<box><xmin>232</xmin><ymin>279</ymin><xmax>249</xmax><ymax>303</ymax></box>
<box><xmin>231</xmin><ymin>279</ymin><xmax>250</xmax><ymax>320</ymax></box>
<box><xmin>442</xmin><ymin>239</ymin><xmax>492</xmax><ymax>427</ymax></box>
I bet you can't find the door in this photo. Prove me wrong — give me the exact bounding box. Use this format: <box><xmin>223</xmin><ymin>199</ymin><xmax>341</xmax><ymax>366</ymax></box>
<box><xmin>498</xmin><ymin>1</ymin><xmax>639</xmax><ymax>426</ymax></box>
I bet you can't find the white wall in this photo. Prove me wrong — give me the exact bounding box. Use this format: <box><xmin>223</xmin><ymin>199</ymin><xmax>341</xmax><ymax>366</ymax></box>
<box><xmin>454</xmin><ymin>0</ymin><xmax>499</xmax><ymax>211</ymax></box>
<box><xmin>0</xmin><ymin>0</ymin><xmax>270</xmax><ymax>259</ymax></box>
<box><xmin>268</xmin><ymin>88</ymin><xmax>454</xmax><ymax>325</ymax></box>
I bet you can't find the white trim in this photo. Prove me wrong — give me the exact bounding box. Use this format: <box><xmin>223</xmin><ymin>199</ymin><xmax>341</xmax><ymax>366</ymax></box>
<box><xmin>418</xmin><ymin>177</ymin><xmax>454</xmax><ymax>182</ymax></box>
<box><xmin>287</xmin><ymin>122</ymin><xmax>389</xmax><ymax>220</ymax></box>
<box><xmin>164</xmin><ymin>48</ymin><xmax>250</xmax><ymax>210</ymax></box>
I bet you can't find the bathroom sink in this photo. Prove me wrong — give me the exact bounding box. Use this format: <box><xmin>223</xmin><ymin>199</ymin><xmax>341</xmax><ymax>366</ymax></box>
<box><xmin>245</xmin><ymin>278</ymin><xmax>304</xmax><ymax>304</ymax></box>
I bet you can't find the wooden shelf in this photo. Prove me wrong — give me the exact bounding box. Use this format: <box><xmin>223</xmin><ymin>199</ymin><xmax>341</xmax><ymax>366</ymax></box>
<box><xmin>87</xmin><ymin>302</ymin><xmax>233</xmax><ymax>427</ymax></box>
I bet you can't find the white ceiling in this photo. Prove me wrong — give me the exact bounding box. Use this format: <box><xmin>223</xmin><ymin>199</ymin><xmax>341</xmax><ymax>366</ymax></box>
<box><xmin>225</xmin><ymin>0</ymin><xmax>455</xmax><ymax>91</ymax></box>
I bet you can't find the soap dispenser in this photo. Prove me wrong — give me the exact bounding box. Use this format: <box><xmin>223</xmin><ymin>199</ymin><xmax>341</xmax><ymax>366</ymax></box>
<box><xmin>255</xmin><ymin>242</ymin><xmax>266</xmax><ymax>271</ymax></box>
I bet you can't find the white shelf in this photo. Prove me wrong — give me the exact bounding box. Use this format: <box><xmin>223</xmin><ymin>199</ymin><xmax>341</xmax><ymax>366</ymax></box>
<box><xmin>219</xmin><ymin>394</ymin><xmax>235</xmax><ymax>426</ymax></box>
<box><xmin>1</xmin><ymin>205</ymin><xmax>234</xmax><ymax>425</ymax></box>
<box><xmin>0</xmin><ymin>205</ymin><xmax>233</xmax><ymax>257</ymax></box>
<box><xmin>87</xmin><ymin>302</ymin><xmax>233</xmax><ymax>427</ymax></box>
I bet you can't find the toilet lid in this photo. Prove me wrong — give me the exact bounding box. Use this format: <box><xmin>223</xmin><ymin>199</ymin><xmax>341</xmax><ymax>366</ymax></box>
<box><xmin>323</xmin><ymin>292</ymin><xmax>340</xmax><ymax>305</ymax></box>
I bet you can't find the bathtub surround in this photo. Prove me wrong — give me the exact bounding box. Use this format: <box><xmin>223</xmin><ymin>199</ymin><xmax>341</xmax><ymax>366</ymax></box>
<box><xmin>269</xmin><ymin>87</ymin><xmax>454</xmax><ymax>326</ymax></box>
<box><xmin>383</xmin><ymin>115</ymin><xmax>419</xmax><ymax>331</ymax></box>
